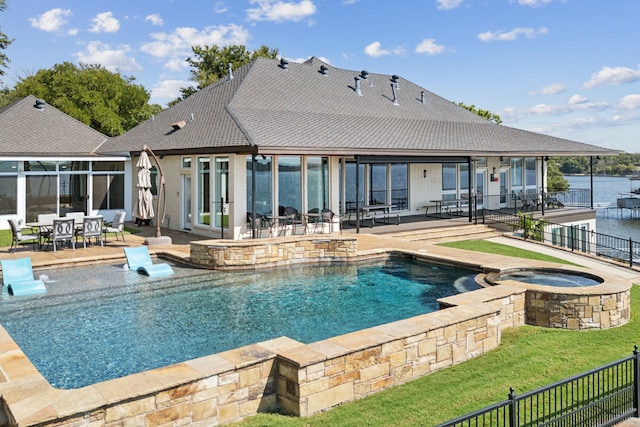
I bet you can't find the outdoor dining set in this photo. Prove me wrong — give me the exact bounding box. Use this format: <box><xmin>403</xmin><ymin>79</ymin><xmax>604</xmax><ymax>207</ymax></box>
<box><xmin>247</xmin><ymin>207</ymin><xmax>341</xmax><ymax>238</ymax></box>
<box><xmin>8</xmin><ymin>211</ymin><xmax>126</xmax><ymax>253</ymax></box>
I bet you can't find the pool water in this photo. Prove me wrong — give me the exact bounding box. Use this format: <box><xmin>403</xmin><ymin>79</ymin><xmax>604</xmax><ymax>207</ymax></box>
<box><xmin>0</xmin><ymin>258</ymin><xmax>478</xmax><ymax>389</ymax></box>
<box><xmin>497</xmin><ymin>270</ymin><xmax>602</xmax><ymax>287</ymax></box>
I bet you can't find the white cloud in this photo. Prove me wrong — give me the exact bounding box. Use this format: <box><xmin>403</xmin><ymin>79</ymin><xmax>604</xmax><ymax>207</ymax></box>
<box><xmin>583</xmin><ymin>66</ymin><xmax>640</xmax><ymax>89</ymax></box>
<box><xmin>478</xmin><ymin>27</ymin><xmax>549</xmax><ymax>42</ymax></box>
<box><xmin>618</xmin><ymin>94</ymin><xmax>640</xmax><ymax>111</ymax></box>
<box><xmin>68</xmin><ymin>28</ymin><xmax>79</xmax><ymax>36</ymax></box>
<box><xmin>363</xmin><ymin>41</ymin><xmax>404</xmax><ymax>58</ymax></box>
<box><xmin>514</xmin><ymin>0</ymin><xmax>556</xmax><ymax>7</ymax></box>
<box><xmin>163</xmin><ymin>58</ymin><xmax>189</xmax><ymax>72</ymax></box>
<box><xmin>436</xmin><ymin>0</ymin><xmax>463</xmax><ymax>10</ymax></box>
<box><xmin>89</xmin><ymin>12</ymin><xmax>120</xmax><ymax>33</ymax></box>
<box><xmin>530</xmin><ymin>82</ymin><xmax>565</xmax><ymax>95</ymax></box>
<box><xmin>415</xmin><ymin>39</ymin><xmax>445</xmax><ymax>55</ymax></box>
<box><xmin>29</xmin><ymin>8</ymin><xmax>72</xmax><ymax>32</ymax></box>
<box><xmin>140</xmin><ymin>24</ymin><xmax>250</xmax><ymax>73</ymax></box>
<box><xmin>246</xmin><ymin>0</ymin><xmax>316</xmax><ymax>23</ymax></box>
<box><xmin>151</xmin><ymin>79</ymin><xmax>195</xmax><ymax>102</ymax></box>
<box><xmin>145</xmin><ymin>14</ymin><xmax>164</xmax><ymax>26</ymax></box>
<box><xmin>568</xmin><ymin>94</ymin><xmax>588</xmax><ymax>105</ymax></box>
<box><xmin>364</xmin><ymin>41</ymin><xmax>389</xmax><ymax>58</ymax></box>
<box><xmin>214</xmin><ymin>2</ymin><xmax>229</xmax><ymax>13</ymax></box>
<box><xmin>74</xmin><ymin>41</ymin><xmax>142</xmax><ymax>73</ymax></box>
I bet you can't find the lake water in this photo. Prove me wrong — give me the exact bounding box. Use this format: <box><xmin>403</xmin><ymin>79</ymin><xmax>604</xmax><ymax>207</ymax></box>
<box><xmin>565</xmin><ymin>175</ymin><xmax>640</xmax><ymax>242</ymax></box>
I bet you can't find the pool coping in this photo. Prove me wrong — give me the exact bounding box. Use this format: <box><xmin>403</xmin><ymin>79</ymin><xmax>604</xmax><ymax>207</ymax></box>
<box><xmin>0</xmin><ymin>236</ymin><xmax>635</xmax><ymax>426</ymax></box>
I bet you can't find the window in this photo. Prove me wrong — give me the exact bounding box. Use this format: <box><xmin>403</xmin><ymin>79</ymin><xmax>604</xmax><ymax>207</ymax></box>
<box><xmin>246</xmin><ymin>155</ymin><xmax>273</xmax><ymax>216</ymax></box>
<box><xmin>340</xmin><ymin>160</ymin><xmax>364</xmax><ymax>215</ymax></box>
<box><xmin>442</xmin><ymin>163</ymin><xmax>457</xmax><ymax>200</ymax></box>
<box><xmin>0</xmin><ymin>161</ymin><xmax>18</xmax><ymax>215</ymax></box>
<box><xmin>307</xmin><ymin>157</ymin><xmax>328</xmax><ymax>213</ymax></box>
<box><xmin>390</xmin><ymin>164</ymin><xmax>408</xmax><ymax>210</ymax></box>
<box><xmin>214</xmin><ymin>157</ymin><xmax>229</xmax><ymax>228</ymax></box>
<box><xmin>92</xmin><ymin>161</ymin><xmax>125</xmax><ymax>211</ymax></box>
<box><xmin>278</xmin><ymin>156</ymin><xmax>302</xmax><ymax>213</ymax></box>
<box><xmin>369</xmin><ymin>164</ymin><xmax>387</xmax><ymax>205</ymax></box>
<box><xmin>181</xmin><ymin>157</ymin><xmax>192</xmax><ymax>169</ymax></box>
<box><xmin>92</xmin><ymin>161</ymin><xmax>124</xmax><ymax>172</ymax></box>
<box><xmin>92</xmin><ymin>174</ymin><xmax>124</xmax><ymax>210</ymax></box>
<box><xmin>59</xmin><ymin>161</ymin><xmax>89</xmax><ymax>171</ymax></box>
<box><xmin>26</xmin><ymin>175</ymin><xmax>57</xmax><ymax>222</ymax></box>
<box><xmin>525</xmin><ymin>157</ymin><xmax>537</xmax><ymax>193</ymax></box>
<box><xmin>511</xmin><ymin>158</ymin><xmax>523</xmax><ymax>193</ymax></box>
<box><xmin>197</xmin><ymin>157</ymin><xmax>210</xmax><ymax>225</ymax></box>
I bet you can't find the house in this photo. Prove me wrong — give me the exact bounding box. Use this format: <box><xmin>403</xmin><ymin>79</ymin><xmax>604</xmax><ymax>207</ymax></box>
<box><xmin>103</xmin><ymin>57</ymin><xmax>618</xmax><ymax>239</ymax></box>
<box><xmin>0</xmin><ymin>96</ymin><xmax>129</xmax><ymax>228</ymax></box>
<box><xmin>1</xmin><ymin>57</ymin><xmax>618</xmax><ymax>238</ymax></box>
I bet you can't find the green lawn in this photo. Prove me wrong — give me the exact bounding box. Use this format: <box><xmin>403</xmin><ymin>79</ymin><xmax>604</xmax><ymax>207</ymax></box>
<box><xmin>233</xmin><ymin>240</ymin><xmax>637</xmax><ymax>427</ymax></box>
<box><xmin>438</xmin><ymin>239</ymin><xmax>583</xmax><ymax>266</ymax></box>
<box><xmin>0</xmin><ymin>227</ymin><xmax>140</xmax><ymax>249</ymax></box>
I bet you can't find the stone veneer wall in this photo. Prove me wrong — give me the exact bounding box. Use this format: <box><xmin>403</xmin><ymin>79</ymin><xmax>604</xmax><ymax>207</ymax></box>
<box><xmin>276</xmin><ymin>284</ymin><xmax>526</xmax><ymax>417</ymax></box>
<box><xmin>525</xmin><ymin>287</ymin><xmax>630</xmax><ymax>329</ymax></box>
<box><xmin>0</xmin><ymin>284</ymin><xmax>526</xmax><ymax>427</ymax></box>
<box><xmin>189</xmin><ymin>235</ymin><xmax>358</xmax><ymax>269</ymax></box>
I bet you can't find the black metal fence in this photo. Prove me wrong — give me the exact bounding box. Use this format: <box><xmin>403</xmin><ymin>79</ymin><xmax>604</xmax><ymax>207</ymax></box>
<box><xmin>435</xmin><ymin>347</ymin><xmax>640</xmax><ymax>427</ymax></box>
<box><xmin>477</xmin><ymin>209</ymin><xmax>640</xmax><ymax>268</ymax></box>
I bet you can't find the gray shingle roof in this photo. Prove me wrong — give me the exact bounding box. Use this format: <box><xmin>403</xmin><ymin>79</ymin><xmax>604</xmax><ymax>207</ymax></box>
<box><xmin>0</xmin><ymin>95</ymin><xmax>108</xmax><ymax>156</ymax></box>
<box><xmin>102</xmin><ymin>57</ymin><xmax>617</xmax><ymax>157</ymax></box>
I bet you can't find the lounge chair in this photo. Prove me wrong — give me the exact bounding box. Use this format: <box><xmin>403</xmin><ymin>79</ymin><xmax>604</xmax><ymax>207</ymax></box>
<box><xmin>104</xmin><ymin>211</ymin><xmax>126</xmax><ymax>242</ymax></box>
<box><xmin>7</xmin><ymin>218</ymin><xmax>39</xmax><ymax>253</ymax></box>
<box><xmin>0</xmin><ymin>257</ymin><xmax>46</xmax><ymax>296</ymax></box>
<box><xmin>123</xmin><ymin>246</ymin><xmax>174</xmax><ymax>277</ymax></box>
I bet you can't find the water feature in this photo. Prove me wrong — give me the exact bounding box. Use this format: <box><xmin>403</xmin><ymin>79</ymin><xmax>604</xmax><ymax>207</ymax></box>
<box><xmin>0</xmin><ymin>257</ymin><xmax>478</xmax><ymax>389</ymax></box>
<box><xmin>495</xmin><ymin>269</ymin><xmax>602</xmax><ymax>287</ymax></box>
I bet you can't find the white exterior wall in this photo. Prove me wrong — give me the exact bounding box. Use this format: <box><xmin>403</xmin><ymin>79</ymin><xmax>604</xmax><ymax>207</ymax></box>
<box><xmin>408</xmin><ymin>163</ymin><xmax>442</xmax><ymax>213</ymax></box>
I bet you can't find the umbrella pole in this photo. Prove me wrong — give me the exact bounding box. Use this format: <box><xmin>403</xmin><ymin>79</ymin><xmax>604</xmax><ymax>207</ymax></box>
<box><xmin>142</xmin><ymin>145</ymin><xmax>172</xmax><ymax>246</ymax></box>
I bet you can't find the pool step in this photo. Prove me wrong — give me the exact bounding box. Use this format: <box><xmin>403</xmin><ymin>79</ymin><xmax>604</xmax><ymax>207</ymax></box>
<box><xmin>388</xmin><ymin>224</ymin><xmax>502</xmax><ymax>243</ymax></box>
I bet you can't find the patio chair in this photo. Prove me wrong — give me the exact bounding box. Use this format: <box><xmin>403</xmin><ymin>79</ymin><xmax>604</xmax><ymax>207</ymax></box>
<box><xmin>518</xmin><ymin>193</ymin><xmax>531</xmax><ymax>211</ymax></box>
<box><xmin>37</xmin><ymin>213</ymin><xmax>57</xmax><ymax>243</ymax></box>
<box><xmin>123</xmin><ymin>246</ymin><xmax>174</xmax><ymax>277</ymax></box>
<box><xmin>247</xmin><ymin>212</ymin><xmax>270</xmax><ymax>238</ymax></box>
<box><xmin>50</xmin><ymin>218</ymin><xmax>76</xmax><ymax>252</ymax></box>
<box><xmin>78</xmin><ymin>216</ymin><xmax>104</xmax><ymax>248</ymax></box>
<box><xmin>283</xmin><ymin>206</ymin><xmax>303</xmax><ymax>235</ymax></box>
<box><xmin>64</xmin><ymin>211</ymin><xmax>85</xmax><ymax>223</ymax></box>
<box><xmin>103</xmin><ymin>211</ymin><xmax>126</xmax><ymax>242</ymax></box>
<box><xmin>1</xmin><ymin>257</ymin><xmax>46</xmax><ymax>296</ymax></box>
<box><xmin>319</xmin><ymin>209</ymin><xmax>342</xmax><ymax>234</ymax></box>
<box><xmin>7</xmin><ymin>218</ymin><xmax>39</xmax><ymax>253</ymax></box>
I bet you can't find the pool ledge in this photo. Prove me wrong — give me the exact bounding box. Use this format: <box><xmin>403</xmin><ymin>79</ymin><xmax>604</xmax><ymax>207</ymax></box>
<box><xmin>0</xmin><ymin>283</ymin><xmax>527</xmax><ymax>426</ymax></box>
<box><xmin>481</xmin><ymin>267</ymin><xmax>632</xmax><ymax>330</ymax></box>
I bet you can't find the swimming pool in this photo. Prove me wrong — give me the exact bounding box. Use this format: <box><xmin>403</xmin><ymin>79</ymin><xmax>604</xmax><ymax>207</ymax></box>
<box><xmin>0</xmin><ymin>257</ymin><xmax>478</xmax><ymax>389</ymax></box>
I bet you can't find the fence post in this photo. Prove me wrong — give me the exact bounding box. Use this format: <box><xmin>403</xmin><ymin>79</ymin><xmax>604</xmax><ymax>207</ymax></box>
<box><xmin>508</xmin><ymin>387</ymin><xmax>517</xmax><ymax>426</ymax></box>
<box><xmin>635</xmin><ymin>346</ymin><xmax>640</xmax><ymax>417</ymax></box>
<box><xmin>630</xmin><ymin>238</ymin><xmax>634</xmax><ymax>268</ymax></box>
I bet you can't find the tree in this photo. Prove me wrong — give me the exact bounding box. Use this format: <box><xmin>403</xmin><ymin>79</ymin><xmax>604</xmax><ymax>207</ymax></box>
<box><xmin>457</xmin><ymin>102</ymin><xmax>502</xmax><ymax>124</ymax></box>
<box><xmin>546</xmin><ymin>160</ymin><xmax>569</xmax><ymax>192</ymax></box>
<box><xmin>11</xmin><ymin>62</ymin><xmax>162</xmax><ymax>136</ymax></box>
<box><xmin>172</xmin><ymin>44</ymin><xmax>279</xmax><ymax>104</ymax></box>
<box><xmin>0</xmin><ymin>0</ymin><xmax>14</xmax><ymax>78</ymax></box>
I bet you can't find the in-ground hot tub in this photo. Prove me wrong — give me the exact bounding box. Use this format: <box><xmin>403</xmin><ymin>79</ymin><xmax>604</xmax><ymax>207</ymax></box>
<box><xmin>484</xmin><ymin>267</ymin><xmax>631</xmax><ymax>330</ymax></box>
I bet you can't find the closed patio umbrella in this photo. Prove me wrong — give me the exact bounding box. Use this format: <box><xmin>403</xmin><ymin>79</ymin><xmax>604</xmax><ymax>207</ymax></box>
<box><xmin>134</xmin><ymin>151</ymin><xmax>154</xmax><ymax>222</ymax></box>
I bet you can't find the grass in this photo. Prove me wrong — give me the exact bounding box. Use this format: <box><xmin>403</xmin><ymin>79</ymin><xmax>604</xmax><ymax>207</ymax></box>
<box><xmin>437</xmin><ymin>239</ymin><xmax>583</xmax><ymax>266</ymax></box>
<box><xmin>232</xmin><ymin>240</ymin><xmax>637</xmax><ymax>427</ymax></box>
<box><xmin>0</xmin><ymin>227</ymin><xmax>140</xmax><ymax>249</ymax></box>
<box><xmin>234</xmin><ymin>286</ymin><xmax>640</xmax><ymax>427</ymax></box>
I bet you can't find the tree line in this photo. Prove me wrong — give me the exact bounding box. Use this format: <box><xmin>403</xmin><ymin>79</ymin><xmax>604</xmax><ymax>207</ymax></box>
<box><xmin>554</xmin><ymin>154</ymin><xmax>640</xmax><ymax>176</ymax></box>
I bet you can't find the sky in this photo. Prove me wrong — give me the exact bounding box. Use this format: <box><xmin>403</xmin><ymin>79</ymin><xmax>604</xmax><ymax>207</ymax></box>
<box><xmin>2</xmin><ymin>0</ymin><xmax>640</xmax><ymax>153</ymax></box>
